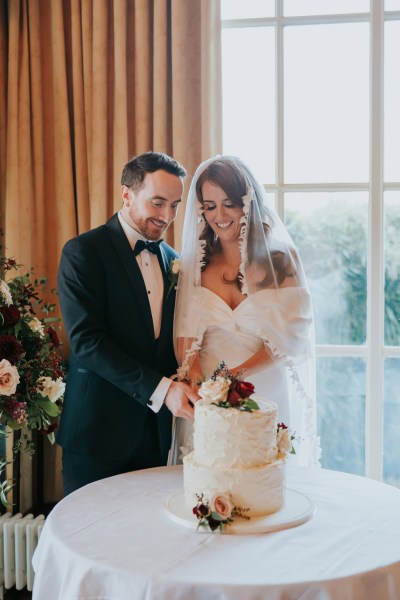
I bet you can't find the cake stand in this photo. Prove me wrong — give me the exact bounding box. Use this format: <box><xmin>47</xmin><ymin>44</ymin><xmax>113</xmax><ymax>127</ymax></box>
<box><xmin>164</xmin><ymin>489</ymin><xmax>315</xmax><ymax>534</ymax></box>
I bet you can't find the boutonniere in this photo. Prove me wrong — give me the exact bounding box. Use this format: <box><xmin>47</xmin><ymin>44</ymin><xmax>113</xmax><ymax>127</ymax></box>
<box><xmin>167</xmin><ymin>258</ymin><xmax>181</xmax><ymax>296</ymax></box>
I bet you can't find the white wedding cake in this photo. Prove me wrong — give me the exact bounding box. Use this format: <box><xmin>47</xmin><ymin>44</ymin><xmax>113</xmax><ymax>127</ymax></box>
<box><xmin>183</xmin><ymin>373</ymin><xmax>292</xmax><ymax>518</ymax></box>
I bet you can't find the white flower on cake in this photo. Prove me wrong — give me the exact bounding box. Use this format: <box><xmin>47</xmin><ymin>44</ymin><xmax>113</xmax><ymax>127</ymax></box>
<box><xmin>277</xmin><ymin>422</ymin><xmax>296</xmax><ymax>456</ymax></box>
<box><xmin>277</xmin><ymin>426</ymin><xmax>292</xmax><ymax>455</ymax></box>
<box><xmin>198</xmin><ymin>361</ymin><xmax>259</xmax><ymax>412</ymax></box>
<box><xmin>199</xmin><ymin>376</ymin><xmax>230</xmax><ymax>404</ymax></box>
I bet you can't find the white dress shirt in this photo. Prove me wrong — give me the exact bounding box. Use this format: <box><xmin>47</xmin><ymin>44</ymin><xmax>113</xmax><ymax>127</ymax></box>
<box><xmin>118</xmin><ymin>212</ymin><xmax>172</xmax><ymax>412</ymax></box>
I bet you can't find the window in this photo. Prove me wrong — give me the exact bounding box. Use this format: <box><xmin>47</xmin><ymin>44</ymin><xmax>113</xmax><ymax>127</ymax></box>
<box><xmin>221</xmin><ymin>0</ymin><xmax>400</xmax><ymax>485</ymax></box>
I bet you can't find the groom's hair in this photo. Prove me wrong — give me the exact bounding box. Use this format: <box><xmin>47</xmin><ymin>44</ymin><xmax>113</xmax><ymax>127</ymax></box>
<box><xmin>121</xmin><ymin>152</ymin><xmax>186</xmax><ymax>191</ymax></box>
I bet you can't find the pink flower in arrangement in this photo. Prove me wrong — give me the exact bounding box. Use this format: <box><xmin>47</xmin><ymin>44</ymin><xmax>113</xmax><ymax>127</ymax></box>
<box><xmin>0</xmin><ymin>359</ymin><xmax>20</xmax><ymax>395</ymax></box>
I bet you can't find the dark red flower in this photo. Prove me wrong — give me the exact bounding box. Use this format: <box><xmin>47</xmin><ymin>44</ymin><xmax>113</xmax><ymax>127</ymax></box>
<box><xmin>227</xmin><ymin>380</ymin><xmax>255</xmax><ymax>406</ymax></box>
<box><xmin>227</xmin><ymin>384</ymin><xmax>243</xmax><ymax>407</ymax></box>
<box><xmin>46</xmin><ymin>327</ymin><xmax>60</xmax><ymax>348</ymax></box>
<box><xmin>2</xmin><ymin>258</ymin><xmax>17</xmax><ymax>272</ymax></box>
<box><xmin>0</xmin><ymin>335</ymin><xmax>24</xmax><ymax>364</ymax></box>
<box><xmin>277</xmin><ymin>422</ymin><xmax>288</xmax><ymax>430</ymax></box>
<box><xmin>198</xmin><ymin>503</ymin><xmax>209</xmax><ymax>516</ymax></box>
<box><xmin>0</xmin><ymin>305</ymin><xmax>21</xmax><ymax>326</ymax></box>
<box><xmin>236</xmin><ymin>380</ymin><xmax>254</xmax><ymax>399</ymax></box>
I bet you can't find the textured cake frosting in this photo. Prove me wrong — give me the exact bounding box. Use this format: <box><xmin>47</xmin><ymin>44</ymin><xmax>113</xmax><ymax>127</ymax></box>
<box><xmin>193</xmin><ymin>397</ymin><xmax>278</xmax><ymax>469</ymax></box>
<box><xmin>183</xmin><ymin>396</ymin><xmax>287</xmax><ymax>517</ymax></box>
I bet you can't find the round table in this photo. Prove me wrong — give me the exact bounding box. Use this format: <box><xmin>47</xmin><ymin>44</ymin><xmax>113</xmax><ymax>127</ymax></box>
<box><xmin>32</xmin><ymin>465</ymin><xmax>400</xmax><ymax>600</ymax></box>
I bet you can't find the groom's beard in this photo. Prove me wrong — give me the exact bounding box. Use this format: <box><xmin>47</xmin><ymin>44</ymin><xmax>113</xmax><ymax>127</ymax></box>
<box><xmin>142</xmin><ymin>218</ymin><xmax>169</xmax><ymax>241</ymax></box>
<box><xmin>134</xmin><ymin>216</ymin><xmax>171</xmax><ymax>241</ymax></box>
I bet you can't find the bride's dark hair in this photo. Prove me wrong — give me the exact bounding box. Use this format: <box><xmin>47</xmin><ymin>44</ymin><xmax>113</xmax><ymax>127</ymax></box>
<box><xmin>195</xmin><ymin>157</ymin><xmax>292</xmax><ymax>288</ymax></box>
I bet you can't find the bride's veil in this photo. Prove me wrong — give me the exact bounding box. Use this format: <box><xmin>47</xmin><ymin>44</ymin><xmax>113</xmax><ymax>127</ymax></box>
<box><xmin>173</xmin><ymin>155</ymin><xmax>320</xmax><ymax>466</ymax></box>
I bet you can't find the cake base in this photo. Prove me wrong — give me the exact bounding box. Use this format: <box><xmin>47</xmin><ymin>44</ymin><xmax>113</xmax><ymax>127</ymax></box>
<box><xmin>164</xmin><ymin>489</ymin><xmax>315</xmax><ymax>534</ymax></box>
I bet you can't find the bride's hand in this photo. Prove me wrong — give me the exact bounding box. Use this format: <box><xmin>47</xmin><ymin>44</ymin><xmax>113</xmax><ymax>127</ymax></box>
<box><xmin>164</xmin><ymin>381</ymin><xmax>199</xmax><ymax>420</ymax></box>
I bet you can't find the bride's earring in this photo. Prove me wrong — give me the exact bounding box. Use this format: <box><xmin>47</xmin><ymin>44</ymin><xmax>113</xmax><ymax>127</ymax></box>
<box><xmin>214</xmin><ymin>233</ymin><xmax>218</xmax><ymax>244</ymax></box>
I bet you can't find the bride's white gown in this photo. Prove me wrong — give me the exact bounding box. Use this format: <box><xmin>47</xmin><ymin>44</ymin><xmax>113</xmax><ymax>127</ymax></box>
<box><xmin>171</xmin><ymin>286</ymin><xmax>291</xmax><ymax>462</ymax></box>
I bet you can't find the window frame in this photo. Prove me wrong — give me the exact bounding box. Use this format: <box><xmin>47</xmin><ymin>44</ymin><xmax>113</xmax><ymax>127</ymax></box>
<box><xmin>221</xmin><ymin>0</ymin><xmax>400</xmax><ymax>481</ymax></box>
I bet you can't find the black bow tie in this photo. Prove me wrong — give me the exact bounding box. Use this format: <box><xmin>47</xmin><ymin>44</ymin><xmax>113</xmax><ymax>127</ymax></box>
<box><xmin>133</xmin><ymin>239</ymin><xmax>162</xmax><ymax>257</ymax></box>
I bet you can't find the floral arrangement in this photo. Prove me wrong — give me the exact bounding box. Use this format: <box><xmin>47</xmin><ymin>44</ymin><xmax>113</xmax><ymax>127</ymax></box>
<box><xmin>167</xmin><ymin>258</ymin><xmax>181</xmax><ymax>296</ymax></box>
<box><xmin>199</xmin><ymin>361</ymin><xmax>259</xmax><ymax>412</ymax></box>
<box><xmin>0</xmin><ymin>248</ymin><xmax>65</xmax><ymax>505</ymax></box>
<box><xmin>193</xmin><ymin>492</ymin><xmax>249</xmax><ymax>532</ymax></box>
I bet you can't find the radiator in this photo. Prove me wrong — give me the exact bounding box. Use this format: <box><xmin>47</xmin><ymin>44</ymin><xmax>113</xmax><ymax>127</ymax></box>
<box><xmin>0</xmin><ymin>512</ymin><xmax>45</xmax><ymax>595</ymax></box>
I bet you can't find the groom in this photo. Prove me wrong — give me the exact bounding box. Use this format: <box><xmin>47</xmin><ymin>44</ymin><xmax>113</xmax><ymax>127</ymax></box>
<box><xmin>57</xmin><ymin>152</ymin><xmax>198</xmax><ymax>495</ymax></box>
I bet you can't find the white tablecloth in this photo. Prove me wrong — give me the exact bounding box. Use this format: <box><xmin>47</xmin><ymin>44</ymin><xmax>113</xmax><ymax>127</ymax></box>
<box><xmin>32</xmin><ymin>465</ymin><xmax>400</xmax><ymax>600</ymax></box>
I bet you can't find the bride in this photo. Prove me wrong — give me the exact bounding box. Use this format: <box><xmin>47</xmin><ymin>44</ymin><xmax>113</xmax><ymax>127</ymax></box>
<box><xmin>169</xmin><ymin>155</ymin><xmax>320</xmax><ymax>466</ymax></box>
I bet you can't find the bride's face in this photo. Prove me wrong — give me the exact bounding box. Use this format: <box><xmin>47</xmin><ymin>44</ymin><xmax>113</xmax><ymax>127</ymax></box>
<box><xmin>201</xmin><ymin>181</ymin><xmax>244</xmax><ymax>243</ymax></box>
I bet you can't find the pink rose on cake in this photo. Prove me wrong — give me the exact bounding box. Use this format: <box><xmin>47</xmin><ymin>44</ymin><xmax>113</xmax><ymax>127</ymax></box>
<box><xmin>210</xmin><ymin>494</ymin><xmax>232</xmax><ymax>519</ymax></box>
<box><xmin>193</xmin><ymin>492</ymin><xmax>250</xmax><ymax>532</ymax></box>
<box><xmin>199</xmin><ymin>376</ymin><xmax>230</xmax><ymax>404</ymax></box>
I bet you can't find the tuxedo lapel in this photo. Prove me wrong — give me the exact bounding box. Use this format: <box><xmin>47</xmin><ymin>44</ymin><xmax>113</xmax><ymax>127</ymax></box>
<box><xmin>157</xmin><ymin>245</ymin><xmax>176</xmax><ymax>352</ymax></box>
<box><xmin>106</xmin><ymin>215</ymin><xmax>155</xmax><ymax>340</ymax></box>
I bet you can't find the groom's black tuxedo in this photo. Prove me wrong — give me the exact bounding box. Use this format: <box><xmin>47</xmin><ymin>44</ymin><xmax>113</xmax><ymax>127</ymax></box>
<box><xmin>57</xmin><ymin>213</ymin><xmax>177</xmax><ymax>467</ymax></box>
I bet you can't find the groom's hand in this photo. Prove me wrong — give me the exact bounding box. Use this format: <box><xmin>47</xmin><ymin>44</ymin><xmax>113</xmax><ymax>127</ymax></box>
<box><xmin>164</xmin><ymin>382</ymin><xmax>199</xmax><ymax>420</ymax></box>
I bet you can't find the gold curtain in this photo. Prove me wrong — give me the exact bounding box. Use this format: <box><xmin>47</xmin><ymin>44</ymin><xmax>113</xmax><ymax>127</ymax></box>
<box><xmin>0</xmin><ymin>0</ymin><xmax>222</xmax><ymax>509</ymax></box>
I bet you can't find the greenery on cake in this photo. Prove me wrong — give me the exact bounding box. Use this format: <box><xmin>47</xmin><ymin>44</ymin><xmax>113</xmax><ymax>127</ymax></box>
<box><xmin>200</xmin><ymin>361</ymin><xmax>260</xmax><ymax>412</ymax></box>
<box><xmin>193</xmin><ymin>492</ymin><xmax>250</xmax><ymax>532</ymax></box>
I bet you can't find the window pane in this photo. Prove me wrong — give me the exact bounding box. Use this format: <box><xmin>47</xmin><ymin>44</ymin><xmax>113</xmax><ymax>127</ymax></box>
<box><xmin>222</xmin><ymin>28</ymin><xmax>275</xmax><ymax>184</ymax></box>
<box><xmin>284</xmin><ymin>23</ymin><xmax>369</xmax><ymax>183</ymax></box>
<box><xmin>384</xmin><ymin>358</ymin><xmax>400</xmax><ymax>488</ymax></box>
<box><xmin>284</xmin><ymin>0</ymin><xmax>369</xmax><ymax>16</ymax></box>
<box><xmin>317</xmin><ymin>357</ymin><xmax>366</xmax><ymax>475</ymax></box>
<box><xmin>385</xmin><ymin>0</ymin><xmax>400</xmax><ymax>9</ymax></box>
<box><xmin>384</xmin><ymin>21</ymin><xmax>400</xmax><ymax>183</ymax></box>
<box><xmin>221</xmin><ymin>0</ymin><xmax>274</xmax><ymax>20</ymax></box>
<box><xmin>384</xmin><ymin>192</ymin><xmax>400</xmax><ymax>345</ymax></box>
<box><xmin>285</xmin><ymin>192</ymin><xmax>368</xmax><ymax>345</ymax></box>
<box><xmin>264</xmin><ymin>191</ymin><xmax>276</xmax><ymax>211</ymax></box>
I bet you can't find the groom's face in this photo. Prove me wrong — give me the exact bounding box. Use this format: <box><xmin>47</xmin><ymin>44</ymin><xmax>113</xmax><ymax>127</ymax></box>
<box><xmin>121</xmin><ymin>170</ymin><xmax>183</xmax><ymax>241</ymax></box>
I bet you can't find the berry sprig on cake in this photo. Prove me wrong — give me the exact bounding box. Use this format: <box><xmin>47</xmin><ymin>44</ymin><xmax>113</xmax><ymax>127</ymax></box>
<box><xmin>199</xmin><ymin>361</ymin><xmax>260</xmax><ymax>412</ymax></box>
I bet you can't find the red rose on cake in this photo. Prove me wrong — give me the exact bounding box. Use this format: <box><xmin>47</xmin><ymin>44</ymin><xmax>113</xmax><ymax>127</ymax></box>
<box><xmin>198</xmin><ymin>362</ymin><xmax>259</xmax><ymax>412</ymax></box>
<box><xmin>227</xmin><ymin>380</ymin><xmax>255</xmax><ymax>406</ymax></box>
